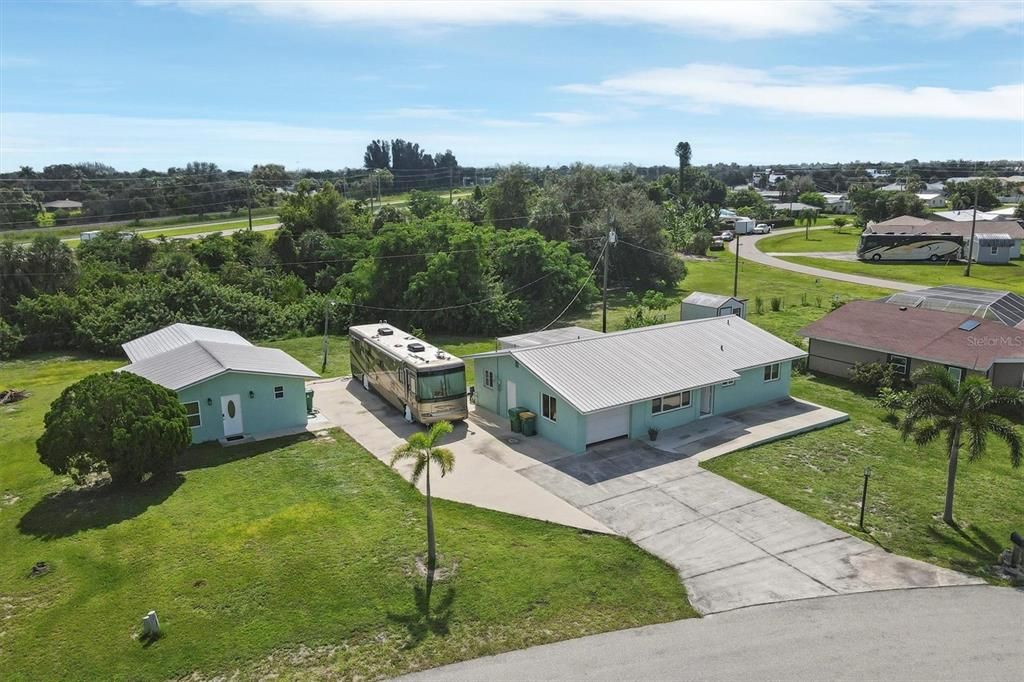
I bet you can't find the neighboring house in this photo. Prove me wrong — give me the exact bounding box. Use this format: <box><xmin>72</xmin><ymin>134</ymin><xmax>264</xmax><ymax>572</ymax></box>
<box><xmin>498</xmin><ymin>326</ymin><xmax>602</xmax><ymax>350</ymax></box>
<box><xmin>821</xmin><ymin>193</ymin><xmax>852</xmax><ymax>213</ymax></box>
<box><xmin>866</xmin><ymin>168</ymin><xmax>892</xmax><ymax>178</ymax></box>
<box><xmin>770</xmin><ymin>202</ymin><xmax>818</xmax><ymax>213</ymax></box>
<box><xmin>801</xmin><ymin>300</ymin><xmax>1024</xmax><ymax>389</ymax></box>
<box><xmin>119</xmin><ymin>323</ymin><xmax>318</xmax><ymax>444</ymax></box>
<box><xmin>879</xmin><ymin>182</ymin><xmax>907</xmax><ymax>192</ymax></box>
<box><xmin>865</xmin><ymin>217</ymin><xmax>1023</xmax><ymax>258</ymax></box>
<box><xmin>880</xmin><ymin>286</ymin><xmax>1024</xmax><ymax>328</ymax></box>
<box><xmin>924</xmin><ymin>181</ymin><xmax>946</xmax><ymax>192</ymax></box>
<box><xmin>756</xmin><ymin>190</ymin><xmax>782</xmax><ymax>200</ymax></box>
<box><xmin>932</xmin><ymin>209</ymin><xmax>1010</xmax><ymax>222</ymax></box>
<box><xmin>916</xmin><ymin>192</ymin><xmax>946</xmax><ymax>208</ymax></box>
<box><xmin>469</xmin><ymin>318</ymin><xmax>806</xmax><ymax>453</ymax></box>
<box><xmin>42</xmin><ymin>198</ymin><xmax>83</xmax><ymax>211</ymax></box>
<box><xmin>681</xmin><ymin>292</ymin><xmax>747</xmax><ymax>320</ymax></box>
<box><xmin>971</xmin><ymin>234</ymin><xmax>1016</xmax><ymax>264</ymax></box>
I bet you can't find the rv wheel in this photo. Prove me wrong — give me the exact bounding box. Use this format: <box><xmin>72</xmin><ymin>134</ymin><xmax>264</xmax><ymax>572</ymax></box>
<box><xmin>871</xmin><ymin>254</ymin><xmax>881</xmax><ymax>261</ymax></box>
<box><xmin>929</xmin><ymin>254</ymin><xmax>940</xmax><ymax>262</ymax></box>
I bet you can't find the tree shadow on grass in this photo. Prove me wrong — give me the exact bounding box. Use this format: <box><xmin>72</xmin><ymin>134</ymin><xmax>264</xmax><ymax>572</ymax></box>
<box><xmin>18</xmin><ymin>473</ymin><xmax>184</xmax><ymax>540</ymax></box>
<box><xmin>925</xmin><ymin>521</ymin><xmax>1006</xmax><ymax>568</ymax></box>
<box><xmin>175</xmin><ymin>432</ymin><xmax>315</xmax><ymax>472</ymax></box>
<box><xmin>386</xmin><ymin>575</ymin><xmax>456</xmax><ymax>649</ymax></box>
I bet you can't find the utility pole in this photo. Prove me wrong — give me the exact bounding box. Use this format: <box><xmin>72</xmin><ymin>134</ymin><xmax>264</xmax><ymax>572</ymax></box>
<box><xmin>602</xmin><ymin>213</ymin><xmax>616</xmax><ymax>334</ymax></box>
<box><xmin>246</xmin><ymin>180</ymin><xmax>253</xmax><ymax>231</ymax></box>
<box><xmin>449</xmin><ymin>167</ymin><xmax>454</xmax><ymax>204</ymax></box>
<box><xmin>321</xmin><ymin>300</ymin><xmax>336</xmax><ymax>374</ymax></box>
<box><xmin>964</xmin><ymin>181</ymin><xmax>980</xmax><ymax>277</ymax></box>
<box><xmin>733</xmin><ymin>231</ymin><xmax>741</xmax><ymax>298</ymax></box>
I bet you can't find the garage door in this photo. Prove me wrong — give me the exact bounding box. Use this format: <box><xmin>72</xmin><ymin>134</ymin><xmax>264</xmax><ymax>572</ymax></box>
<box><xmin>586</xmin><ymin>406</ymin><xmax>629</xmax><ymax>446</ymax></box>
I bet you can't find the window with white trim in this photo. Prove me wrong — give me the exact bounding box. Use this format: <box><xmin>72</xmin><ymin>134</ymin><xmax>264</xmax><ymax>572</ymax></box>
<box><xmin>484</xmin><ymin>369</ymin><xmax>494</xmax><ymax>389</ymax></box>
<box><xmin>183</xmin><ymin>401</ymin><xmax>201</xmax><ymax>428</ymax></box>
<box><xmin>274</xmin><ymin>385</ymin><xmax>284</xmax><ymax>399</ymax></box>
<box><xmin>652</xmin><ymin>391</ymin><xmax>691</xmax><ymax>414</ymax></box>
<box><xmin>990</xmin><ymin>246</ymin><xmax>999</xmax><ymax>255</ymax></box>
<box><xmin>947</xmin><ymin>366</ymin><xmax>964</xmax><ymax>385</ymax></box>
<box><xmin>721</xmin><ymin>380</ymin><xmax>736</xmax><ymax>387</ymax></box>
<box><xmin>763</xmin><ymin>363</ymin><xmax>781</xmax><ymax>382</ymax></box>
<box><xmin>542</xmin><ymin>393</ymin><xmax>557</xmax><ymax>422</ymax></box>
<box><xmin>888</xmin><ymin>355</ymin><xmax>909</xmax><ymax>376</ymax></box>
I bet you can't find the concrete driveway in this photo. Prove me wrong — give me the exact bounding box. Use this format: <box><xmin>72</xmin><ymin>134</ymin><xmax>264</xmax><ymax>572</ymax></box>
<box><xmin>517</xmin><ymin>438</ymin><xmax>982</xmax><ymax>614</ymax></box>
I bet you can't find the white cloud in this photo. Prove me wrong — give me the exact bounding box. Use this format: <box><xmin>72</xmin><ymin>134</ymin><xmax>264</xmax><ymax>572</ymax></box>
<box><xmin>559</xmin><ymin>63</ymin><xmax>1024</xmax><ymax>120</ymax></box>
<box><xmin>534</xmin><ymin>111</ymin><xmax>603</xmax><ymax>125</ymax></box>
<box><xmin>147</xmin><ymin>1</ymin><xmax>1024</xmax><ymax>37</ymax></box>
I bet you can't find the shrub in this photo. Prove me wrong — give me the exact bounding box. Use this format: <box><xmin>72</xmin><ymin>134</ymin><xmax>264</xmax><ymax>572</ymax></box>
<box><xmin>0</xmin><ymin>318</ymin><xmax>23</xmax><ymax>358</ymax></box>
<box><xmin>36</xmin><ymin>372</ymin><xmax>190</xmax><ymax>486</ymax></box>
<box><xmin>849</xmin><ymin>361</ymin><xmax>904</xmax><ymax>393</ymax></box>
<box><xmin>754</xmin><ymin>296</ymin><xmax>765</xmax><ymax>314</ymax></box>
<box><xmin>770</xmin><ymin>296</ymin><xmax>784</xmax><ymax>312</ymax></box>
<box><xmin>876</xmin><ymin>386</ymin><xmax>910</xmax><ymax>419</ymax></box>
<box><xmin>830</xmin><ymin>295</ymin><xmax>845</xmax><ymax>311</ymax></box>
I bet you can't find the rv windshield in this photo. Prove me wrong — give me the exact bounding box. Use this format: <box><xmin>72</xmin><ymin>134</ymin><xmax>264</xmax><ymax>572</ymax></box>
<box><xmin>416</xmin><ymin>367</ymin><xmax>467</xmax><ymax>401</ymax></box>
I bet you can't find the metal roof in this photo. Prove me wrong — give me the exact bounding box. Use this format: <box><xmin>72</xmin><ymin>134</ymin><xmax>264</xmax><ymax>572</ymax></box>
<box><xmin>349</xmin><ymin>323</ymin><xmax>463</xmax><ymax>369</ymax></box>
<box><xmin>975</xmin><ymin>233</ymin><xmax>1015</xmax><ymax>246</ymax></box>
<box><xmin>682</xmin><ymin>292</ymin><xmax>745</xmax><ymax>308</ymax></box>
<box><xmin>122</xmin><ymin>323</ymin><xmax>251</xmax><ymax>362</ymax></box>
<box><xmin>119</xmin><ymin>340</ymin><xmax>318</xmax><ymax>391</ymax></box>
<box><xmin>881</xmin><ymin>286</ymin><xmax>1024</xmax><ymax>327</ymax></box>
<box><xmin>471</xmin><ymin>317</ymin><xmax>805</xmax><ymax>414</ymax></box>
<box><xmin>497</xmin><ymin>326</ymin><xmax>603</xmax><ymax>349</ymax></box>
<box><xmin>42</xmin><ymin>199</ymin><xmax>83</xmax><ymax>209</ymax></box>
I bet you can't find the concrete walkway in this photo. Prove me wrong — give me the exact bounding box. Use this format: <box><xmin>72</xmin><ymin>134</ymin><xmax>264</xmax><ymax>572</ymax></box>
<box><xmin>731</xmin><ymin>226</ymin><xmax>920</xmax><ymax>291</ymax></box>
<box><xmin>401</xmin><ymin>585</ymin><xmax>1024</xmax><ymax>681</ymax></box>
<box><xmin>310</xmin><ymin>377</ymin><xmax>611</xmax><ymax>533</ymax></box>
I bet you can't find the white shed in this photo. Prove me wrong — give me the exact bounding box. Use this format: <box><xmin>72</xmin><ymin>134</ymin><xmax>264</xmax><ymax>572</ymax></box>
<box><xmin>681</xmin><ymin>292</ymin><xmax>747</xmax><ymax>320</ymax></box>
<box><xmin>970</xmin><ymin>234</ymin><xmax>1015</xmax><ymax>264</ymax></box>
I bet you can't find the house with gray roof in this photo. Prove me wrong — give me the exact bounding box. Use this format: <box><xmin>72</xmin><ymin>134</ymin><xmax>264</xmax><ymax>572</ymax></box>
<box><xmin>468</xmin><ymin>317</ymin><xmax>805</xmax><ymax>452</ymax></box>
<box><xmin>120</xmin><ymin>323</ymin><xmax>318</xmax><ymax>444</ymax></box>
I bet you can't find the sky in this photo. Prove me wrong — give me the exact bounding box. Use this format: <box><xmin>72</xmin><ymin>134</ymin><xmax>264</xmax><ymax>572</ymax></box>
<box><xmin>1</xmin><ymin>0</ymin><xmax>1023</xmax><ymax>172</ymax></box>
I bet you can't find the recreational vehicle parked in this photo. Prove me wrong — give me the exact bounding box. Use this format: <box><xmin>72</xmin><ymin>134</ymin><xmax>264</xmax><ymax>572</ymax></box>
<box><xmin>857</xmin><ymin>233</ymin><xmax>963</xmax><ymax>262</ymax></box>
<box><xmin>349</xmin><ymin>323</ymin><xmax>469</xmax><ymax>425</ymax></box>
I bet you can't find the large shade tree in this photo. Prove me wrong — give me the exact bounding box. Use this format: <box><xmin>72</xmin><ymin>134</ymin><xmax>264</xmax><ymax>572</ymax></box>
<box><xmin>900</xmin><ymin>366</ymin><xmax>1023</xmax><ymax>525</ymax></box>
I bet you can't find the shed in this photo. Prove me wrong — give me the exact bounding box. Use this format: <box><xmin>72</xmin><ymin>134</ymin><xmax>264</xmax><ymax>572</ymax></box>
<box><xmin>42</xmin><ymin>198</ymin><xmax>83</xmax><ymax>211</ymax></box>
<box><xmin>497</xmin><ymin>326</ymin><xmax>602</xmax><ymax>350</ymax></box>
<box><xmin>681</xmin><ymin>292</ymin><xmax>747</xmax><ymax>320</ymax></box>
<box><xmin>971</xmin><ymin>233</ymin><xmax>1015</xmax><ymax>264</ymax></box>
<box><xmin>119</xmin><ymin>324</ymin><xmax>318</xmax><ymax>444</ymax></box>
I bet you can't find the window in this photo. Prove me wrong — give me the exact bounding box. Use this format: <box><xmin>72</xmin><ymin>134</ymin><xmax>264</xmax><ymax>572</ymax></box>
<box><xmin>888</xmin><ymin>355</ymin><xmax>909</xmax><ymax>376</ymax></box>
<box><xmin>763</xmin><ymin>363</ymin><xmax>781</xmax><ymax>382</ymax></box>
<box><xmin>947</xmin><ymin>366</ymin><xmax>964</xmax><ymax>385</ymax></box>
<box><xmin>183</xmin><ymin>401</ymin><xmax>201</xmax><ymax>428</ymax></box>
<box><xmin>483</xmin><ymin>369</ymin><xmax>495</xmax><ymax>389</ymax></box>
<box><xmin>542</xmin><ymin>393</ymin><xmax>557</xmax><ymax>422</ymax></box>
<box><xmin>721</xmin><ymin>380</ymin><xmax>736</xmax><ymax>387</ymax></box>
<box><xmin>274</xmin><ymin>385</ymin><xmax>284</xmax><ymax>399</ymax></box>
<box><xmin>652</xmin><ymin>391</ymin><xmax>691</xmax><ymax>414</ymax></box>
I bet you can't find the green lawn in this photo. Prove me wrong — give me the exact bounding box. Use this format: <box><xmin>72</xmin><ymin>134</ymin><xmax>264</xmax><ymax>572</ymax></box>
<box><xmin>0</xmin><ymin>355</ymin><xmax>693</xmax><ymax>680</ymax></box>
<box><xmin>564</xmin><ymin>251</ymin><xmax>896</xmax><ymax>343</ymax></box>
<box><xmin>757</xmin><ymin>227</ymin><xmax>863</xmax><ymax>254</ymax></box>
<box><xmin>782</xmin><ymin>256</ymin><xmax>1024</xmax><ymax>295</ymax></box>
<box><xmin>60</xmin><ymin>217</ymin><xmax>281</xmax><ymax>248</ymax></box>
<box><xmin>704</xmin><ymin>373</ymin><xmax>1024</xmax><ymax>582</ymax></box>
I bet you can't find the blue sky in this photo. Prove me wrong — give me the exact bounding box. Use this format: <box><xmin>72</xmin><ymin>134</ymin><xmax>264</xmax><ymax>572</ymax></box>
<box><xmin>1</xmin><ymin>1</ymin><xmax>1022</xmax><ymax>171</ymax></box>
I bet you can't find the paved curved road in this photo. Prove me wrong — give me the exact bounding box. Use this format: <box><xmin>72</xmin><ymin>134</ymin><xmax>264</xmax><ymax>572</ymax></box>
<box><xmin>730</xmin><ymin>226</ymin><xmax>920</xmax><ymax>291</ymax></box>
<box><xmin>402</xmin><ymin>585</ymin><xmax>1024</xmax><ymax>681</ymax></box>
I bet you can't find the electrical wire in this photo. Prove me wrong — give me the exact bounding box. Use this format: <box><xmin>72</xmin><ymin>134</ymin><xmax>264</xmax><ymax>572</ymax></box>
<box><xmin>536</xmin><ymin>239</ymin><xmax>608</xmax><ymax>331</ymax></box>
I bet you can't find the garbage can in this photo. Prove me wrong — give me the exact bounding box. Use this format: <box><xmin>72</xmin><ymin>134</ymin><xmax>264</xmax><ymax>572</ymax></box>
<box><xmin>305</xmin><ymin>389</ymin><xmax>315</xmax><ymax>415</ymax></box>
<box><xmin>508</xmin><ymin>408</ymin><xmax>523</xmax><ymax>433</ymax></box>
<box><xmin>520</xmin><ymin>411</ymin><xmax>537</xmax><ymax>436</ymax></box>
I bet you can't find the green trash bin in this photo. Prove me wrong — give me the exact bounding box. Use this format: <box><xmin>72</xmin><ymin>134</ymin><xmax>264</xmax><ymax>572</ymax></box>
<box><xmin>305</xmin><ymin>389</ymin><xmax>315</xmax><ymax>415</ymax></box>
<box><xmin>508</xmin><ymin>408</ymin><xmax>523</xmax><ymax>433</ymax></box>
<box><xmin>520</xmin><ymin>411</ymin><xmax>537</xmax><ymax>436</ymax></box>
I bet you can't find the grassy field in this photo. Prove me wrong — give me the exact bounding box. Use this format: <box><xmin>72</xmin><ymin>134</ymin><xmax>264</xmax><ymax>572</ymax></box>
<box><xmin>59</xmin><ymin>217</ymin><xmax>280</xmax><ymax>248</ymax></box>
<box><xmin>0</xmin><ymin>355</ymin><xmax>694</xmax><ymax>680</ymax></box>
<box><xmin>704</xmin><ymin>373</ymin><xmax>1024</xmax><ymax>582</ymax></box>
<box><xmin>565</xmin><ymin>251</ymin><xmax>895</xmax><ymax>344</ymax></box>
<box><xmin>757</xmin><ymin>227</ymin><xmax>863</xmax><ymax>254</ymax></box>
<box><xmin>782</xmin><ymin>256</ymin><xmax>1024</xmax><ymax>295</ymax></box>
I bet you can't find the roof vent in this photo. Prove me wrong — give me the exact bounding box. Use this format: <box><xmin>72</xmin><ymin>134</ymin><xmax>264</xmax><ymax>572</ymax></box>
<box><xmin>378</xmin><ymin>327</ymin><xmax>393</xmax><ymax>336</ymax></box>
<box><xmin>899</xmin><ymin>306</ymin><xmax>907</xmax><ymax>311</ymax></box>
<box><xmin>407</xmin><ymin>342</ymin><xmax>425</xmax><ymax>353</ymax></box>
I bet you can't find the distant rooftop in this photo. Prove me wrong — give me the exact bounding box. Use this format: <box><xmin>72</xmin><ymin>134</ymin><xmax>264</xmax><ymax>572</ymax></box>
<box><xmin>880</xmin><ymin>286</ymin><xmax>1024</xmax><ymax>328</ymax></box>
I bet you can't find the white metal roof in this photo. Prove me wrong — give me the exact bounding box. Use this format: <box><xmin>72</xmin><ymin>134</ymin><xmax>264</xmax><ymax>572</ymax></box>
<box><xmin>470</xmin><ymin>317</ymin><xmax>805</xmax><ymax>414</ymax></box>
<box><xmin>682</xmin><ymin>292</ymin><xmax>745</xmax><ymax>308</ymax></box>
<box><xmin>497</xmin><ymin>326</ymin><xmax>603</xmax><ymax>349</ymax></box>
<box><xmin>122</xmin><ymin>323</ymin><xmax>252</xmax><ymax>362</ymax></box>
<box><xmin>119</xmin><ymin>340</ymin><xmax>318</xmax><ymax>391</ymax></box>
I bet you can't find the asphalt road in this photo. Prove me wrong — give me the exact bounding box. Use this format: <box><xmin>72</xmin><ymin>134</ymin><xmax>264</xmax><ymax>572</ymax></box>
<box><xmin>401</xmin><ymin>586</ymin><xmax>1024</xmax><ymax>681</ymax></box>
<box><xmin>730</xmin><ymin>226</ymin><xmax>920</xmax><ymax>292</ymax></box>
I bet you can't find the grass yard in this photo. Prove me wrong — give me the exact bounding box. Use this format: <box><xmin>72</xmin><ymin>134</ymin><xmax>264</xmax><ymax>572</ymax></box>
<box><xmin>0</xmin><ymin>355</ymin><xmax>693</xmax><ymax>680</ymax></box>
<box><xmin>782</xmin><ymin>256</ymin><xmax>1024</xmax><ymax>295</ymax></box>
<box><xmin>565</xmin><ymin>251</ymin><xmax>895</xmax><ymax>343</ymax></box>
<box><xmin>704</xmin><ymin>373</ymin><xmax>1024</xmax><ymax>582</ymax></box>
<box><xmin>757</xmin><ymin>226</ymin><xmax>864</xmax><ymax>254</ymax></box>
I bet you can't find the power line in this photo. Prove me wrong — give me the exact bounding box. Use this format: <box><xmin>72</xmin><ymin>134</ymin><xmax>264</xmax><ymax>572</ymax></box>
<box><xmin>538</xmin><ymin>239</ymin><xmax>608</xmax><ymax>331</ymax></box>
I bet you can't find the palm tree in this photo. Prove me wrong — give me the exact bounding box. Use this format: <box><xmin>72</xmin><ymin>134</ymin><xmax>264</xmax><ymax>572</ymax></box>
<box><xmin>674</xmin><ymin>141</ymin><xmax>691</xmax><ymax>195</ymax></box>
<box><xmin>390</xmin><ymin>421</ymin><xmax>456</xmax><ymax>568</ymax></box>
<box><xmin>900</xmin><ymin>366</ymin><xmax>1023</xmax><ymax>525</ymax></box>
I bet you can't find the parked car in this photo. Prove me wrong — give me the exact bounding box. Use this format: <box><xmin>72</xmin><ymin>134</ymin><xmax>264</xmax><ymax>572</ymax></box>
<box><xmin>710</xmin><ymin>237</ymin><xmax>725</xmax><ymax>251</ymax></box>
<box><xmin>753</xmin><ymin>223</ymin><xmax>772</xmax><ymax>234</ymax></box>
<box><xmin>719</xmin><ymin>230</ymin><xmax>734</xmax><ymax>242</ymax></box>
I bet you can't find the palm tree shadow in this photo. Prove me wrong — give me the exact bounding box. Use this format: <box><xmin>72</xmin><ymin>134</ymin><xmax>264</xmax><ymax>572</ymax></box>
<box><xmin>925</xmin><ymin>522</ymin><xmax>1006</xmax><ymax>566</ymax></box>
<box><xmin>386</xmin><ymin>574</ymin><xmax>456</xmax><ymax>649</ymax></box>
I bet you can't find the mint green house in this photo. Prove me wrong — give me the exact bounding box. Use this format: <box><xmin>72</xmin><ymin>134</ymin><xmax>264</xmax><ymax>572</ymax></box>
<box><xmin>120</xmin><ymin>324</ymin><xmax>318</xmax><ymax>444</ymax></box>
<box><xmin>468</xmin><ymin>317</ymin><xmax>805</xmax><ymax>454</ymax></box>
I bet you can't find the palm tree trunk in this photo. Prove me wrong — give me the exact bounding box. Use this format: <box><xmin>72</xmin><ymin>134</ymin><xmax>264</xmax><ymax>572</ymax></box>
<box><xmin>943</xmin><ymin>429</ymin><xmax>960</xmax><ymax>525</ymax></box>
<box><xmin>425</xmin><ymin>462</ymin><xmax>436</xmax><ymax>568</ymax></box>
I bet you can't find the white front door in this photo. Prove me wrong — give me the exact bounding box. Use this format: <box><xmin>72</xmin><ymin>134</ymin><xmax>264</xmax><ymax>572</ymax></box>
<box><xmin>586</xmin><ymin>406</ymin><xmax>629</xmax><ymax>445</ymax></box>
<box><xmin>221</xmin><ymin>394</ymin><xmax>244</xmax><ymax>437</ymax></box>
<box><xmin>699</xmin><ymin>386</ymin><xmax>714</xmax><ymax>418</ymax></box>
<box><xmin>506</xmin><ymin>380</ymin><xmax>517</xmax><ymax>410</ymax></box>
